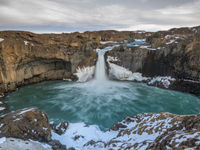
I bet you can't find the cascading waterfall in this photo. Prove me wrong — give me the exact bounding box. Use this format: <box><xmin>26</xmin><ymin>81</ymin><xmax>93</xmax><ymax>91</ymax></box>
<box><xmin>94</xmin><ymin>49</ymin><xmax>107</xmax><ymax>81</ymax></box>
<box><xmin>93</xmin><ymin>46</ymin><xmax>114</xmax><ymax>82</ymax></box>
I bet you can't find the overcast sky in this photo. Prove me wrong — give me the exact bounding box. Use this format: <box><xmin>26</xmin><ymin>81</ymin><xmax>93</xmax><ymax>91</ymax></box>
<box><xmin>0</xmin><ymin>0</ymin><xmax>200</xmax><ymax>33</ymax></box>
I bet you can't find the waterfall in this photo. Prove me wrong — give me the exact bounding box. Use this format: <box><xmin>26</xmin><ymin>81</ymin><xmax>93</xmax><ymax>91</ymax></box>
<box><xmin>94</xmin><ymin>46</ymin><xmax>117</xmax><ymax>82</ymax></box>
<box><xmin>94</xmin><ymin>50</ymin><xmax>107</xmax><ymax>81</ymax></box>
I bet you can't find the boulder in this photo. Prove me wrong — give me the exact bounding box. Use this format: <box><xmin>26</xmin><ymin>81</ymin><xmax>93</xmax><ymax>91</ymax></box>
<box><xmin>0</xmin><ymin>107</ymin><xmax>51</xmax><ymax>142</ymax></box>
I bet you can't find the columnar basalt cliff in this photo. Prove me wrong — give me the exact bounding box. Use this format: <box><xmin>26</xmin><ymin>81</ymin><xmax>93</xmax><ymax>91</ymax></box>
<box><xmin>106</xmin><ymin>26</ymin><xmax>200</xmax><ymax>97</ymax></box>
<box><xmin>0</xmin><ymin>30</ymin><xmax>146</xmax><ymax>94</ymax></box>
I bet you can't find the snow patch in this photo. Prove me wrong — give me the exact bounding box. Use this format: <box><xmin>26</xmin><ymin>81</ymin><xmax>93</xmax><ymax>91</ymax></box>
<box><xmin>0</xmin><ymin>38</ymin><xmax>4</xmax><ymax>43</ymax></box>
<box><xmin>74</xmin><ymin>66</ymin><xmax>95</xmax><ymax>82</ymax></box>
<box><xmin>52</xmin><ymin>113</ymin><xmax>179</xmax><ymax>150</ymax></box>
<box><xmin>166</xmin><ymin>40</ymin><xmax>175</xmax><ymax>45</ymax></box>
<box><xmin>24</xmin><ymin>41</ymin><xmax>29</xmax><ymax>45</ymax></box>
<box><xmin>0</xmin><ymin>107</ymin><xmax>5</xmax><ymax>111</ymax></box>
<box><xmin>165</xmin><ymin>35</ymin><xmax>172</xmax><ymax>39</ymax></box>
<box><xmin>135</xmin><ymin>38</ymin><xmax>146</xmax><ymax>42</ymax></box>
<box><xmin>107</xmin><ymin>56</ymin><xmax>119</xmax><ymax>62</ymax></box>
<box><xmin>52</xmin><ymin>122</ymin><xmax>117</xmax><ymax>149</ymax></box>
<box><xmin>140</xmin><ymin>45</ymin><xmax>157</xmax><ymax>50</ymax></box>
<box><xmin>148</xmin><ymin>76</ymin><xmax>176</xmax><ymax>88</ymax></box>
<box><xmin>0</xmin><ymin>138</ymin><xmax>52</xmax><ymax>150</ymax></box>
<box><xmin>0</xmin><ymin>93</ymin><xmax>4</xmax><ymax>97</ymax></box>
<box><xmin>17</xmin><ymin>108</ymin><xmax>35</xmax><ymax>115</ymax></box>
<box><xmin>100</xmin><ymin>41</ymin><xmax>117</xmax><ymax>45</ymax></box>
<box><xmin>0</xmin><ymin>137</ymin><xmax>6</xmax><ymax>144</ymax></box>
<box><xmin>107</xmin><ymin>59</ymin><xmax>149</xmax><ymax>81</ymax></box>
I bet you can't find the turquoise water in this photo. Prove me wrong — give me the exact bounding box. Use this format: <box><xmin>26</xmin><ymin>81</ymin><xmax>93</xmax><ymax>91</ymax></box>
<box><xmin>5</xmin><ymin>80</ymin><xmax>200</xmax><ymax>131</ymax></box>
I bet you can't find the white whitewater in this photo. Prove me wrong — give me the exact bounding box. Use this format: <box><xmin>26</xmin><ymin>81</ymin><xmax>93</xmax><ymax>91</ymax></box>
<box><xmin>74</xmin><ymin>46</ymin><xmax>128</xmax><ymax>95</ymax></box>
<box><xmin>94</xmin><ymin>49</ymin><xmax>107</xmax><ymax>81</ymax></box>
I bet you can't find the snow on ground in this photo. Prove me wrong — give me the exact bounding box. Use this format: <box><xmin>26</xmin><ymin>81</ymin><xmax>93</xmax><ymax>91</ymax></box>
<box><xmin>107</xmin><ymin>56</ymin><xmax>119</xmax><ymax>62</ymax></box>
<box><xmin>0</xmin><ymin>137</ymin><xmax>6</xmax><ymax>144</ymax></box>
<box><xmin>140</xmin><ymin>45</ymin><xmax>157</xmax><ymax>50</ymax></box>
<box><xmin>0</xmin><ymin>38</ymin><xmax>4</xmax><ymax>43</ymax></box>
<box><xmin>107</xmin><ymin>56</ymin><xmax>176</xmax><ymax>88</ymax></box>
<box><xmin>135</xmin><ymin>38</ymin><xmax>146</xmax><ymax>42</ymax></box>
<box><xmin>165</xmin><ymin>35</ymin><xmax>172</xmax><ymax>39</ymax></box>
<box><xmin>0</xmin><ymin>107</ymin><xmax>6</xmax><ymax>111</ymax></box>
<box><xmin>166</xmin><ymin>39</ymin><xmax>175</xmax><ymax>45</ymax></box>
<box><xmin>0</xmin><ymin>93</ymin><xmax>4</xmax><ymax>97</ymax></box>
<box><xmin>148</xmin><ymin>76</ymin><xmax>176</xmax><ymax>88</ymax></box>
<box><xmin>100</xmin><ymin>41</ymin><xmax>117</xmax><ymax>45</ymax></box>
<box><xmin>0</xmin><ymin>137</ymin><xmax>52</xmax><ymax>150</ymax></box>
<box><xmin>24</xmin><ymin>41</ymin><xmax>29</xmax><ymax>45</ymax></box>
<box><xmin>52</xmin><ymin>113</ymin><xmax>179</xmax><ymax>150</ymax></box>
<box><xmin>52</xmin><ymin>122</ymin><xmax>117</xmax><ymax>149</ymax></box>
<box><xmin>107</xmin><ymin>57</ymin><xmax>149</xmax><ymax>81</ymax></box>
<box><xmin>74</xmin><ymin>66</ymin><xmax>95</xmax><ymax>82</ymax></box>
<box><xmin>24</xmin><ymin>41</ymin><xmax>34</xmax><ymax>46</ymax></box>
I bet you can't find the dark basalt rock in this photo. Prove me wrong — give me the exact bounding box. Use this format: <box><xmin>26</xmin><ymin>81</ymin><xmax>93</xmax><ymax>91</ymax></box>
<box><xmin>106</xmin><ymin>26</ymin><xmax>200</xmax><ymax>97</ymax></box>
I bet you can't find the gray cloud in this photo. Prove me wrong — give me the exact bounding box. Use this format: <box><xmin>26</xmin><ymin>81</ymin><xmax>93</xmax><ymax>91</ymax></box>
<box><xmin>0</xmin><ymin>0</ymin><xmax>200</xmax><ymax>32</ymax></box>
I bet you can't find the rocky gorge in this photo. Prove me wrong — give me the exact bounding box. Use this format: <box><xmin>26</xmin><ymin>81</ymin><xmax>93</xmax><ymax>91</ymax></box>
<box><xmin>0</xmin><ymin>26</ymin><xmax>200</xmax><ymax>150</ymax></box>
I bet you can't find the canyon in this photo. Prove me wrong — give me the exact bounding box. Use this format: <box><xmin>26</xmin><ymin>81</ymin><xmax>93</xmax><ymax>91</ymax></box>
<box><xmin>0</xmin><ymin>26</ymin><xmax>200</xmax><ymax>150</ymax></box>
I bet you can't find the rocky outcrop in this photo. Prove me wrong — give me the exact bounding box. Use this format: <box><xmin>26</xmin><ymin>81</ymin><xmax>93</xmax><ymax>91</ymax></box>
<box><xmin>0</xmin><ymin>107</ymin><xmax>51</xmax><ymax>142</ymax></box>
<box><xmin>107</xmin><ymin>112</ymin><xmax>200</xmax><ymax>150</ymax></box>
<box><xmin>0</xmin><ymin>107</ymin><xmax>68</xmax><ymax>150</ymax></box>
<box><xmin>0</xmin><ymin>107</ymin><xmax>200</xmax><ymax>150</ymax></box>
<box><xmin>51</xmin><ymin>112</ymin><xmax>200</xmax><ymax>150</ymax></box>
<box><xmin>106</xmin><ymin>26</ymin><xmax>200</xmax><ymax>96</ymax></box>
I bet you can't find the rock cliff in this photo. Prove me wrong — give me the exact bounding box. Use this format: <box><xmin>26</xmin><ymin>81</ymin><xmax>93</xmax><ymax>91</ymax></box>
<box><xmin>0</xmin><ymin>30</ymin><xmax>145</xmax><ymax>94</ymax></box>
<box><xmin>106</xmin><ymin>26</ymin><xmax>200</xmax><ymax>96</ymax></box>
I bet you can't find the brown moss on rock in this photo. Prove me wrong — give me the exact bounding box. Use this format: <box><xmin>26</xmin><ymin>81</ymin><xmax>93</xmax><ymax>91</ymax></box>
<box><xmin>0</xmin><ymin>107</ymin><xmax>51</xmax><ymax>142</ymax></box>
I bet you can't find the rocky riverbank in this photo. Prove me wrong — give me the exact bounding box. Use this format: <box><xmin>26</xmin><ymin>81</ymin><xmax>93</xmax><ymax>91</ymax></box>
<box><xmin>0</xmin><ymin>107</ymin><xmax>200</xmax><ymax>150</ymax></box>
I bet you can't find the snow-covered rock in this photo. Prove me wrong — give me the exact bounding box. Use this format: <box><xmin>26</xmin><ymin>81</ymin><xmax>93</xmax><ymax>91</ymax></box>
<box><xmin>0</xmin><ymin>138</ymin><xmax>52</xmax><ymax>150</ymax></box>
<box><xmin>140</xmin><ymin>45</ymin><xmax>157</xmax><ymax>50</ymax></box>
<box><xmin>0</xmin><ymin>38</ymin><xmax>4</xmax><ymax>43</ymax></box>
<box><xmin>0</xmin><ymin>107</ymin><xmax>6</xmax><ymax>111</ymax></box>
<box><xmin>74</xmin><ymin>66</ymin><xmax>95</xmax><ymax>82</ymax></box>
<box><xmin>148</xmin><ymin>76</ymin><xmax>176</xmax><ymax>88</ymax></box>
<box><xmin>107</xmin><ymin>57</ymin><xmax>149</xmax><ymax>81</ymax></box>
<box><xmin>52</xmin><ymin>112</ymin><xmax>200</xmax><ymax>150</ymax></box>
<box><xmin>100</xmin><ymin>41</ymin><xmax>117</xmax><ymax>45</ymax></box>
<box><xmin>24</xmin><ymin>41</ymin><xmax>29</xmax><ymax>45</ymax></box>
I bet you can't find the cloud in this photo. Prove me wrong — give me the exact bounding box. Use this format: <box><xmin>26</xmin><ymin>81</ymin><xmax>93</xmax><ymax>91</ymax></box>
<box><xmin>0</xmin><ymin>0</ymin><xmax>199</xmax><ymax>32</ymax></box>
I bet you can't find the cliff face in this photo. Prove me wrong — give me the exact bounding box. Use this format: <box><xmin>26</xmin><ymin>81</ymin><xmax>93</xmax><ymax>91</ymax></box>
<box><xmin>0</xmin><ymin>30</ymin><xmax>144</xmax><ymax>94</ymax></box>
<box><xmin>0</xmin><ymin>27</ymin><xmax>199</xmax><ymax>96</ymax></box>
<box><xmin>106</xmin><ymin>26</ymin><xmax>200</xmax><ymax>96</ymax></box>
